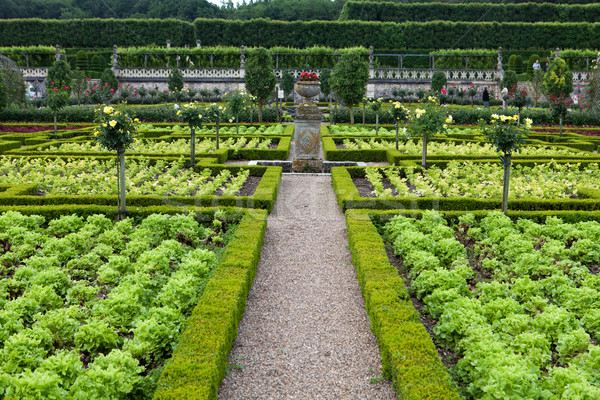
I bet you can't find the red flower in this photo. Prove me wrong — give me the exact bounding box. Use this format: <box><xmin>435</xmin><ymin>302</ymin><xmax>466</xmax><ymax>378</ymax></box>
<box><xmin>53</xmin><ymin>88</ymin><xmax>58</xmax><ymax>92</ymax></box>
<box><xmin>65</xmin><ymin>86</ymin><xmax>69</xmax><ymax>90</ymax></box>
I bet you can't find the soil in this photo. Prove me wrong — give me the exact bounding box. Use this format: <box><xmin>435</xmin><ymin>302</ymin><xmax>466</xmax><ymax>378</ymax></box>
<box><xmin>236</xmin><ymin>175</ymin><xmax>260</xmax><ymax>196</ymax></box>
<box><xmin>353</xmin><ymin>177</ymin><xmax>400</xmax><ymax>197</ymax></box>
<box><xmin>267</xmin><ymin>142</ymin><xmax>279</xmax><ymax>150</ymax></box>
<box><xmin>384</xmin><ymin>245</ymin><xmax>461</xmax><ymax>372</ymax></box>
<box><xmin>0</xmin><ymin>124</ymin><xmax>91</xmax><ymax>133</ymax></box>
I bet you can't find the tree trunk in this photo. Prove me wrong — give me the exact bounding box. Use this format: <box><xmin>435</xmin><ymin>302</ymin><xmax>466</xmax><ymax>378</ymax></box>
<box><xmin>349</xmin><ymin>105</ymin><xmax>354</xmax><ymax>124</ymax></box>
<box><xmin>53</xmin><ymin>112</ymin><xmax>57</xmax><ymax>134</ymax></box>
<box><xmin>395</xmin><ymin>123</ymin><xmax>399</xmax><ymax>150</ymax></box>
<box><xmin>117</xmin><ymin>148</ymin><xmax>126</xmax><ymax>220</ymax></box>
<box><xmin>250</xmin><ymin>105</ymin><xmax>253</xmax><ymax>125</ymax></box>
<box><xmin>362</xmin><ymin>103</ymin><xmax>365</xmax><ymax>125</ymax></box>
<box><xmin>258</xmin><ymin>101</ymin><xmax>263</xmax><ymax>123</ymax></box>
<box><xmin>216</xmin><ymin>121</ymin><xmax>220</xmax><ymax>150</ymax></box>
<box><xmin>190</xmin><ymin>127</ymin><xmax>196</xmax><ymax>167</ymax></box>
<box><xmin>502</xmin><ymin>154</ymin><xmax>511</xmax><ymax>214</ymax></box>
<box><xmin>376</xmin><ymin>112</ymin><xmax>379</xmax><ymax>136</ymax></box>
<box><xmin>236</xmin><ymin>114</ymin><xmax>239</xmax><ymax>135</ymax></box>
<box><xmin>421</xmin><ymin>134</ymin><xmax>428</xmax><ymax>169</ymax></box>
<box><xmin>556</xmin><ymin>114</ymin><xmax>563</xmax><ymax>137</ymax></box>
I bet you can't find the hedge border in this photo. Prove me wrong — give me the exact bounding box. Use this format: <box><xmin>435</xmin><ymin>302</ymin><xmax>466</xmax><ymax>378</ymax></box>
<box><xmin>0</xmin><ymin>165</ymin><xmax>282</xmax><ymax>212</ymax></box>
<box><xmin>153</xmin><ymin>208</ymin><xmax>268</xmax><ymax>400</ymax></box>
<box><xmin>345</xmin><ymin>209</ymin><xmax>461</xmax><ymax>399</ymax></box>
<box><xmin>331</xmin><ymin>165</ymin><xmax>600</xmax><ymax>212</ymax></box>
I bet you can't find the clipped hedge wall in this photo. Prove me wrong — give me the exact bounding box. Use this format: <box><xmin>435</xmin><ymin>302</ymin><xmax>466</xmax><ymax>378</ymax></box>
<box><xmin>339</xmin><ymin>2</ymin><xmax>600</xmax><ymax>23</ymax></box>
<box><xmin>3</xmin><ymin>18</ymin><xmax>600</xmax><ymax>50</ymax></box>
<box><xmin>345</xmin><ymin>210</ymin><xmax>461</xmax><ymax>399</ymax></box>
<box><xmin>153</xmin><ymin>208</ymin><xmax>268</xmax><ymax>399</ymax></box>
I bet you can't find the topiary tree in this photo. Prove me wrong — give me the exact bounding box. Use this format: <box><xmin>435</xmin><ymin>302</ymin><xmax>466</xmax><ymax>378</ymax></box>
<box><xmin>369</xmin><ymin>98</ymin><xmax>383</xmax><ymax>135</ymax></box>
<box><xmin>390</xmin><ymin>101</ymin><xmax>409</xmax><ymax>149</ymax></box>
<box><xmin>479</xmin><ymin>115</ymin><xmax>532</xmax><ymax>214</ymax></box>
<box><xmin>47</xmin><ymin>60</ymin><xmax>72</xmax><ymax>90</ymax></box>
<box><xmin>168</xmin><ymin>68</ymin><xmax>184</xmax><ymax>94</ymax></box>
<box><xmin>508</xmin><ymin>54</ymin><xmax>523</xmax><ymax>73</ymax></box>
<box><xmin>245</xmin><ymin>48</ymin><xmax>276</xmax><ymax>123</ymax></box>
<box><xmin>71</xmin><ymin>70</ymin><xmax>87</xmax><ymax>106</ymax></box>
<box><xmin>90</xmin><ymin>55</ymin><xmax>106</xmax><ymax>73</ymax></box>
<box><xmin>45</xmin><ymin>82</ymin><xmax>71</xmax><ymax>133</ymax></box>
<box><xmin>320</xmin><ymin>69</ymin><xmax>333</xmax><ymax>112</ymax></box>
<box><xmin>331</xmin><ymin>52</ymin><xmax>369</xmax><ymax>124</ymax></box>
<box><xmin>281</xmin><ymin>70</ymin><xmax>295</xmax><ymax>101</ymax></box>
<box><xmin>176</xmin><ymin>102</ymin><xmax>204</xmax><ymax>166</ymax></box>
<box><xmin>408</xmin><ymin>95</ymin><xmax>452</xmax><ymax>168</ymax></box>
<box><xmin>93</xmin><ymin>106</ymin><xmax>139</xmax><ymax>219</ymax></box>
<box><xmin>543</xmin><ymin>57</ymin><xmax>573</xmax><ymax>137</ymax></box>
<box><xmin>224</xmin><ymin>89</ymin><xmax>251</xmax><ymax>134</ymax></box>
<box><xmin>502</xmin><ymin>70</ymin><xmax>518</xmax><ymax>94</ymax></box>
<box><xmin>204</xmin><ymin>103</ymin><xmax>227</xmax><ymax>150</ymax></box>
<box><xmin>76</xmin><ymin>50</ymin><xmax>89</xmax><ymax>71</ymax></box>
<box><xmin>430</xmin><ymin>71</ymin><xmax>447</xmax><ymax>93</ymax></box>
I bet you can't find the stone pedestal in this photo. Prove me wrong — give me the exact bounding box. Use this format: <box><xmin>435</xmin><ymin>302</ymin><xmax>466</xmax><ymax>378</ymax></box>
<box><xmin>293</xmin><ymin>80</ymin><xmax>323</xmax><ymax>173</ymax></box>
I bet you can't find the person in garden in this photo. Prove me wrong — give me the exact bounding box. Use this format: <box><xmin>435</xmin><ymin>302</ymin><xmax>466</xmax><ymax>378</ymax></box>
<box><xmin>533</xmin><ymin>59</ymin><xmax>541</xmax><ymax>71</ymax></box>
<box><xmin>482</xmin><ymin>87</ymin><xmax>490</xmax><ymax>108</ymax></box>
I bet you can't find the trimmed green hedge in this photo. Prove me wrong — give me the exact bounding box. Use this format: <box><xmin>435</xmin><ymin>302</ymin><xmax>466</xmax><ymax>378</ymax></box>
<box><xmin>332</xmin><ymin>165</ymin><xmax>600</xmax><ymax>212</ymax></box>
<box><xmin>3</xmin><ymin>18</ymin><xmax>600</xmax><ymax>49</ymax></box>
<box><xmin>153</xmin><ymin>208</ymin><xmax>268</xmax><ymax>399</ymax></box>
<box><xmin>339</xmin><ymin>2</ymin><xmax>600</xmax><ymax>23</ymax></box>
<box><xmin>345</xmin><ymin>210</ymin><xmax>461</xmax><ymax>399</ymax></box>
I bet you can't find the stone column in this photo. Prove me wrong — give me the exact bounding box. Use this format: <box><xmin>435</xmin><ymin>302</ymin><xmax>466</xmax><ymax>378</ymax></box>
<box><xmin>112</xmin><ymin>45</ymin><xmax>119</xmax><ymax>75</ymax></box>
<box><xmin>367</xmin><ymin>45</ymin><xmax>375</xmax><ymax>98</ymax></box>
<box><xmin>196</xmin><ymin>40</ymin><xmax>201</xmax><ymax>48</ymax></box>
<box><xmin>555</xmin><ymin>48</ymin><xmax>561</xmax><ymax>59</ymax></box>
<box><xmin>55</xmin><ymin>45</ymin><xmax>61</xmax><ymax>61</ymax></box>
<box><xmin>167</xmin><ymin>40</ymin><xmax>171</xmax><ymax>49</ymax></box>
<box><xmin>293</xmin><ymin>81</ymin><xmax>323</xmax><ymax>173</ymax></box>
<box><xmin>496</xmin><ymin>47</ymin><xmax>504</xmax><ymax>94</ymax></box>
<box><xmin>239</xmin><ymin>45</ymin><xmax>246</xmax><ymax>81</ymax></box>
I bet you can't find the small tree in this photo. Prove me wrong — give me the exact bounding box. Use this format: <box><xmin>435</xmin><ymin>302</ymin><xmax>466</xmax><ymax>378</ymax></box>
<box><xmin>502</xmin><ymin>70</ymin><xmax>518</xmax><ymax>94</ymax></box>
<box><xmin>204</xmin><ymin>103</ymin><xmax>226</xmax><ymax>150</ymax></box>
<box><xmin>408</xmin><ymin>96</ymin><xmax>452</xmax><ymax>168</ymax></box>
<box><xmin>76</xmin><ymin>50</ymin><xmax>89</xmax><ymax>71</ymax></box>
<box><xmin>479</xmin><ymin>115</ymin><xmax>531</xmax><ymax>214</ymax></box>
<box><xmin>224</xmin><ymin>90</ymin><xmax>251</xmax><ymax>134</ymax></box>
<box><xmin>138</xmin><ymin>87</ymin><xmax>147</xmax><ymax>103</ymax></box>
<box><xmin>508</xmin><ymin>88</ymin><xmax>530</xmax><ymax>121</ymax></box>
<box><xmin>543</xmin><ymin>58</ymin><xmax>573</xmax><ymax>137</ymax></box>
<box><xmin>527</xmin><ymin>69</ymin><xmax>545</xmax><ymax>107</ymax></box>
<box><xmin>71</xmin><ymin>70</ymin><xmax>87</xmax><ymax>106</ymax></box>
<box><xmin>47</xmin><ymin>60</ymin><xmax>72</xmax><ymax>89</ymax></box>
<box><xmin>93</xmin><ymin>106</ymin><xmax>138</xmax><ymax>219</ymax></box>
<box><xmin>508</xmin><ymin>54</ymin><xmax>524</xmax><ymax>73</ymax></box>
<box><xmin>100</xmin><ymin>68</ymin><xmax>118</xmax><ymax>93</ymax></box>
<box><xmin>320</xmin><ymin>69</ymin><xmax>333</xmax><ymax>113</ymax></box>
<box><xmin>176</xmin><ymin>102</ymin><xmax>204</xmax><ymax>167</ymax></box>
<box><xmin>45</xmin><ymin>82</ymin><xmax>70</xmax><ymax>133</ymax></box>
<box><xmin>281</xmin><ymin>71</ymin><xmax>295</xmax><ymax>101</ymax></box>
<box><xmin>369</xmin><ymin>98</ymin><xmax>383</xmax><ymax>135</ymax></box>
<box><xmin>331</xmin><ymin>52</ymin><xmax>369</xmax><ymax>124</ymax></box>
<box><xmin>245</xmin><ymin>48</ymin><xmax>276</xmax><ymax>123</ymax></box>
<box><xmin>90</xmin><ymin>55</ymin><xmax>106</xmax><ymax>73</ymax></box>
<box><xmin>431</xmin><ymin>71</ymin><xmax>447</xmax><ymax>93</ymax></box>
<box><xmin>390</xmin><ymin>101</ymin><xmax>409</xmax><ymax>149</ymax></box>
<box><xmin>167</xmin><ymin>68</ymin><xmax>184</xmax><ymax>94</ymax></box>
<box><xmin>466</xmin><ymin>84</ymin><xmax>478</xmax><ymax>105</ymax></box>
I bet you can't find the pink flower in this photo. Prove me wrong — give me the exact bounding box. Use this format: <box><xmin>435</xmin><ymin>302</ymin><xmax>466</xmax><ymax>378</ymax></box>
<box><xmin>54</xmin><ymin>88</ymin><xmax>58</xmax><ymax>92</ymax></box>
<box><xmin>87</xmin><ymin>78</ymin><xmax>91</xmax><ymax>81</ymax></box>
<box><xmin>105</xmin><ymin>83</ymin><xmax>109</xmax><ymax>86</ymax></box>
<box><xmin>85</xmin><ymin>89</ymin><xmax>89</xmax><ymax>92</ymax></box>
<box><xmin>85</xmin><ymin>94</ymin><xmax>89</xmax><ymax>97</ymax></box>
<box><xmin>92</xmin><ymin>87</ymin><xmax>96</xmax><ymax>91</ymax></box>
<box><xmin>110</xmin><ymin>89</ymin><xmax>114</xmax><ymax>93</ymax></box>
<box><xmin>51</xmin><ymin>82</ymin><xmax>54</xmax><ymax>85</ymax></box>
<box><xmin>65</xmin><ymin>86</ymin><xmax>69</xmax><ymax>90</ymax></box>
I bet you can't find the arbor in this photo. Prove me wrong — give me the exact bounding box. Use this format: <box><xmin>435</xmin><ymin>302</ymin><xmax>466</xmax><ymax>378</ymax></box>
<box><xmin>245</xmin><ymin>47</ymin><xmax>276</xmax><ymax>123</ymax></box>
<box><xmin>479</xmin><ymin>115</ymin><xmax>531</xmax><ymax>214</ymax></box>
<box><xmin>167</xmin><ymin>68</ymin><xmax>184</xmax><ymax>93</ymax></box>
<box><xmin>543</xmin><ymin>57</ymin><xmax>573</xmax><ymax>137</ymax></box>
<box><xmin>47</xmin><ymin>60</ymin><xmax>72</xmax><ymax>89</ymax></box>
<box><xmin>331</xmin><ymin>52</ymin><xmax>369</xmax><ymax>124</ymax></box>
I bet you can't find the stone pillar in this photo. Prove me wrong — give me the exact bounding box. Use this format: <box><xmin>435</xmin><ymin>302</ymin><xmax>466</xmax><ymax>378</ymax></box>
<box><xmin>293</xmin><ymin>81</ymin><xmax>323</xmax><ymax>173</ymax></box>
<box><xmin>239</xmin><ymin>45</ymin><xmax>245</xmax><ymax>79</ymax></box>
<box><xmin>555</xmin><ymin>47</ymin><xmax>560</xmax><ymax>59</ymax></box>
<box><xmin>496</xmin><ymin>47</ymin><xmax>504</xmax><ymax>93</ymax></box>
<box><xmin>367</xmin><ymin>45</ymin><xmax>375</xmax><ymax>98</ymax></box>
<box><xmin>196</xmin><ymin>40</ymin><xmax>201</xmax><ymax>48</ymax></box>
<box><xmin>55</xmin><ymin>45</ymin><xmax>61</xmax><ymax>61</ymax></box>
<box><xmin>112</xmin><ymin>45</ymin><xmax>119</xmax><ymax>75</ymax></box>
<box><xmin>167</xmin><ymin>40</ymin><xmax>171</xmax><ymax>49</ymax></box>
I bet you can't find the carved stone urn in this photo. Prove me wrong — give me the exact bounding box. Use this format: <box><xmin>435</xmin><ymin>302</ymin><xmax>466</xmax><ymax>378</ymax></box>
<box><xmin>295</xmin><ymin>81</ymin><xmax>321</xmax><ymax>120</ymax></box>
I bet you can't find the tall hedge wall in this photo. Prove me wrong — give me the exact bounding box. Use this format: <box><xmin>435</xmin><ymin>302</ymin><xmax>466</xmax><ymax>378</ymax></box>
<box><xmin>2</xmin><ymin>18</ymin><xmax>600</xmax><ymax>50</ymax></box>
<box><xmin>358</xmin><ymin>0</ymin><xmax>600</xmax><ymax>4</ymax></box>
<box><xmin>0</xmin><ymin>18</ymin><xmax>196</xmax><ymax>47</ymax></box>
<box><xmin>339</xmin><ymin>2</ymin><xmax>600</xmax><ymax>23</ymax></box>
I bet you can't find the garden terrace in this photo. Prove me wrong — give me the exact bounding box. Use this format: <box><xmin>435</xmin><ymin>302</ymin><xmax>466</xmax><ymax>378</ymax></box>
<box><xmin>331</xmin><ymin>162</ymin><xmax>600</xmax><ymax>212</ymax></box>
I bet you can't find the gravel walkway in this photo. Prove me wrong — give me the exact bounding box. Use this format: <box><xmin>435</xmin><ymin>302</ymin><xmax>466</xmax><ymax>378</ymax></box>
<box><xmin>218</xmin><ymin>174</ymin><xmax>396</xmax><ymax>400</ymax></box>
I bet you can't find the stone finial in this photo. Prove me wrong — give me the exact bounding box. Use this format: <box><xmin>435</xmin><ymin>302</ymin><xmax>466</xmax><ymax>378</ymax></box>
<box><xmin>240</xmin><ymin>45</ymin><xmax>245</xmax><ymax>68</ymax></box>
<box><xmin>112</xmin><ymin>45</ymin><xmax>118</xmax><ymax>70</ymax></box>
<box><xmin>167</xmin><ymin>40</ymin><xmax>171</xmax><ymax>49</ymax></box>
<box><xmin>497</xmin><ymin>47</ymin><xmax>503</xmax><ymax>71</ymax></box>
<box><xmin>55</xmin><ymin>45</ymin><xmax>61</xmax><ymax>61</ymax></box>
<box><xmin>555</xmin><ymin>47</ymin><xmax>560</xmax><ymax>59</ymax></box>
<box><xmin>369</xmin><ymin>46</ymin><xmax>374</xmax><ymax>68</ymax></box>
<box><xmin>196</xmin><ymin>40</ymin><xmax>201</xmax><ymax>48</ymax></box>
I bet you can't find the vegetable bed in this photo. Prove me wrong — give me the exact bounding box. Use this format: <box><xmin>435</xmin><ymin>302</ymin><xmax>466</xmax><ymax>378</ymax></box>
<box><xmin>384</xmin><ymin>211</ymin><xmax>600</xmax><ymax>399</ymax></box>
<box><xmin>0</xmin><ymin>211</ymin><xmax>236</xmax><ymax>398</ymax></box>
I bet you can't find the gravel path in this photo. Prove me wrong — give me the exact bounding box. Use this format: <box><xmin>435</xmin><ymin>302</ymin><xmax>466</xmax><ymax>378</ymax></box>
<box><xmin>218</xmin><ymin>174</ymin><xmax>396</xmax><ymax>400</ymax></box>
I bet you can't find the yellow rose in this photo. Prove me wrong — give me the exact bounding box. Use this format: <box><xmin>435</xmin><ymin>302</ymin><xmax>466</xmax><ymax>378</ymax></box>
<box><xmin>134</xmin><ymin>118</ymin><xmax>140</xmax><ymax>123</ymax></box>
<box><xmin>109</xmin><ymin>120</ymin><xmax>117</xmax><ymax>127</ymax></box>
<box><xmin>103</xmin><ymin>106</ymin><xmax>114</xmax><ymax>114</ymax></box>
<box><xmin>102</xmin><ymin>123</ymin><xmax>107</xmax><ymax>127</ymax></box>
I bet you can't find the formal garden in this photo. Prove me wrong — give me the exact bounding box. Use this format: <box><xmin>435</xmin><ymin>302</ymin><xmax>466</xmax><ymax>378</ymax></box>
<box><xmin>3</xmin><ymin>1</ymin><xmax>600</xmax><ymax>397</ymax></box>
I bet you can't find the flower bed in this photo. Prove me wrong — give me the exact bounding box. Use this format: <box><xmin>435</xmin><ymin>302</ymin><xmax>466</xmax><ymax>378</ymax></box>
<box><xmin>0</xmin><ymin>211</ymin><xmax>235</xmax><ymax>399</ymax></box>
<box><xmin>384</xmin><ymin>211</ymin><xmax>600</xmax><ymax>399</ymax></box>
